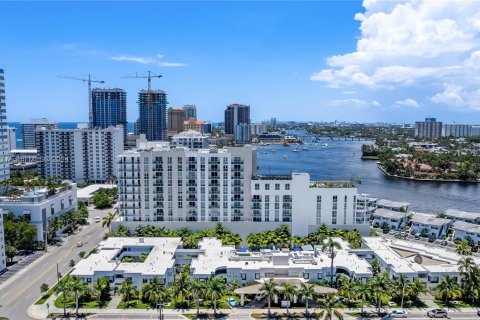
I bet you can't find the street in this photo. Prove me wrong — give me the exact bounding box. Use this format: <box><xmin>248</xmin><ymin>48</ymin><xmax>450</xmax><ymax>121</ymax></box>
<box><xmin>0</xmin><ymin>206</ymin><xmax>111</xmax><ymax>320</ymax></box>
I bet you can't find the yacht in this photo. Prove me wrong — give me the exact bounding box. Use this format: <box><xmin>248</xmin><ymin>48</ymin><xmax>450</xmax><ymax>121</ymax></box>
<box><xmin>283</xmin><ymin>154</ymin><xmax>288</xmax><ymax>159</ymax></box>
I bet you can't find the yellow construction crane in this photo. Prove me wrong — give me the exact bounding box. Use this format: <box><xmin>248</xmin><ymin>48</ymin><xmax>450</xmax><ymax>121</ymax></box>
<box><xmin>58</xmin><ymin>74</ymin><xmax>105</xmax><ymax>125</ymax></box>
<box><xmin>122</xmin><ymin>71</ymin><xmax>163</xmax><ymax>140</ymax></box>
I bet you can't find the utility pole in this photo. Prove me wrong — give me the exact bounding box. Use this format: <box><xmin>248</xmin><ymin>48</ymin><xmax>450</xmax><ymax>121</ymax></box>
<box><xmin>59</xmin><ymin>74</ymin><xmax>105</xmax><ymax>126</ymax></box>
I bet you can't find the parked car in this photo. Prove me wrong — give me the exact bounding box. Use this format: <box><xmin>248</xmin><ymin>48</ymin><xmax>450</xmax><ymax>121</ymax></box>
<box><xmin>427</xmin><ymin>308</ymin><xmax>448</xmax><ymax>318</ymax></box>
<box><xmin>94</xmin><ymin>216</ymin><xmax>100</xmax><ymax>223</ymax></box>
<box><xmin>227</xmin><ymin>297</ymin><xmax>238</xmax><ymax>307</ymax></box>
<box><xmin>389</xmin><ymin>310</ymin><xmax>408</xmax><ymax>318</ymax></box>
<box><xmin>76</xmin><ymin>241</ymin><xmax>83</xmax><ymax>247</ymax></box>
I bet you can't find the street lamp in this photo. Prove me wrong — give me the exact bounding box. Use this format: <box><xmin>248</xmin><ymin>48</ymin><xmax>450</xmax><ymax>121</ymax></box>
<box><xmin>157</xmin><ymin>302</ymin><xmax>165</xmax><ymax>320</ymax></box>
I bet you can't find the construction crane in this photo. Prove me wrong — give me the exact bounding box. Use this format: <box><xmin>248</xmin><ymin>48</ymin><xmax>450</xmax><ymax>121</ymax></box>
<box><xmin>122</xmin><ymin>71</ymin><xmax>163</xmax><ymax>140</ymax></box>
<box><xmin>58</xmin><ymin>74</ymin><xmax>105</xmax><ymax>126</ymax></box>
<box><xmin>122</xmin><ymin>70</ymin><xmax>162</xmax><ymax>91</ymax></box>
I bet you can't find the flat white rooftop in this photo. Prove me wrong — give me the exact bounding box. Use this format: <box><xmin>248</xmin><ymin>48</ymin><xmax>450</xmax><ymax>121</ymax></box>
<box><xmin>77</xmin><ymin>184</ymin><xmax>117</xmax><ymax>200</ymax></box>
<box><xmin>445</xmin><ymin>209</ymin><xmax>480</xmax><ymax>221</ymax></box>
<box><xmin>377</xmin><ymin>199</ymin><xmax>410</xmax><ymax>209</ymax></box>
<box><xmin>411</xmin><ymin>213</ymin><xmax>451</xmax><ymax>226</ymax></box>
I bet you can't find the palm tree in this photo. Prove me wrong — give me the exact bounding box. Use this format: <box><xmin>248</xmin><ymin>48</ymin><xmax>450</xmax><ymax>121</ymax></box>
<box><xmin>408</xmin><ymin>278</ymin><xmax>428</xmax><ymax>302</ymax></box>
<box><xmin>206</xmin><ymin>276</ymin><xmax>226</xmax><ymax>317</ymax></box>
<box><xmin>458</xmin><ymin>257</ymin><xmax>477</xmax><ymax>305</ymax></box>
<box><xmin>395</xmin><ymin>275</ymin><xmax>410</xmax><ymax>308</ymax></box>
<box><xmin>299</xmin><ymin>283</ymin><xmax>316</xmax><ymax>315</ymax></box>
<box><xmin>142</xmin><ymin>278</ymin><xmax>168</xmax><ymax>307</ymax></box>
<box><xmin>322</xmin><ymin>294</ymin><xmax>344</xmax><ymax>320</ymax></box>
<box><xmin>92</xmin><ymin>277</ymin><xmax>110</xmax><ymax>304</ymax></box>
<box><xmin>370</xmin><ymin>271</ymin><xmax>392</xmax><ymax>314</ymax></box>
<box><xmin>102</xmin><ymin>212</ymin><xmax>116</xmax><ymax>231</ymax></box>
<box><xmin>370</xmin><ymin>259</ymin><xmax>381</xmax><ymax>276</ymax></box>
<box><xmin>353</xmin><ymin>280</ymin><xmax>370</xmax><ymax>316</ymax></box>
<box><xmin>456</xmin><ymin>240</ymin><xmax>472</xmax><ymax>256</ymax></box>
<box><xmin>435</xmin><ymin>275</ymin><xmax>462</xmax><ymax>304</ymax></box>
<box><xmin>228</xmin><ymin>279</ymin><xmax>240</xmax><ymax>292</ymax></box>
<box><xmin>190</xmin><ymin>278</ymin><xmax>206</xmax><ymax>317</ymax></box>
<box><xmin>336</xmin><ymin>274</ymin><xmax>356</xmax><ymax>305</ymax></box>
<box><xmin>172</xmin><ymin>271</ymin><xmax>191</xmax><ymax>304</ymax></box>
<box><xmin>69</xmin><ymin>276</ymin><xmax>90</xmax><ymax>317</ymax></box>
<box><xmin>280</xmin><ymin>283</ymin><xmax>297</xmax><ymax>316</ymax></box>
<box><xmin>321</xmin><ymin>237</ymin><xmax>342</xmax><ymax>287</ymax></box>
<box><xmin>260</xmin><ymin>278</ymin><xmax>278</xmax><ymax>317</ymax></box>
<box><xmin>55</xmin><ymin>275</ymin><xmax>72</xmax><ymax>318</ymax></box>
<box><xmin>119</xmin><ymin>278</ymin><xmax>138</xmax><ymax>308</ymax></box>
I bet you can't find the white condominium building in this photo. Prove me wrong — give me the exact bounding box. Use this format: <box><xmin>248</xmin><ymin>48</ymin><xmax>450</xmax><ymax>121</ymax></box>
<box><xmin>0</xmin><ymin>183</ymin><xmax>78</xmax><ymax>241</ymax></box>
<box><xmin>0</xmin><ymin>69</ymin><xmax>10</xmax><ymax>182</ymax></box>
<box><xmin>36</xmin><ymin>126</ymin><xmax>124</xmax><ymax>182</ymax></box>
<box><xmin>171</xmin><ymin>131</ymin><xmax>209</xmax><ymax>150</ymax></box>
<box><xmin>0</xmin><ymin>209</ymin><xmax>6</xmax><ymax>272</ymax></box>
<box><xmin>117</xmin><ymin>144</ymin><xmax>366</xmax><ymax>236</ymax></box>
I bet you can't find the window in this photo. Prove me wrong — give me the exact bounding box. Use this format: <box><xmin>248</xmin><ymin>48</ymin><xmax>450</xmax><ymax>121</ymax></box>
<box><xmin>255</xmin><ymin>183</ymin><xmax>259</xmax><ymax>190</ymax></box>
<box><xmin>265</xmin><ymin>184</ymin><xmax>270</xmax><ymax>190</ymax></box>
<box><xmin>317</xmin><ymin>273</ymin><xmax>323</xmax><ymax>280</ymax></box>
<box><xmin>303</xmin><ymin>273</ymin><xmax>310</xmax><ymax>279</ymax></box>
<box><xmin>241</xmin><ymin>273</ymin><xmax>247</xmax><ymax>280</ymax></box>
<box><xmin>285</xmin><ymin>183</ymin><xmax>290</xmax><ymax>190</ymax></box>
<box><xmin>275</xmin><ymin>183</ymin><xmax>280</xmax><ymax>190</ymax></box>
<box><xmin>255</xmin><ymin>273</ymin><xmax>260</xmax><ymax>280</ymax></box>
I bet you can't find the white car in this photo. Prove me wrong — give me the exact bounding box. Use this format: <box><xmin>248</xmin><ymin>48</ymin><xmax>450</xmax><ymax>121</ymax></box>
<box><xmin>94</xmin><ymin>216</ymin><xmax>100</xmax><ymax>223</ymax></box>
<box><xmin>382</xmin><ymin>310</ymin><xmax>408</xmax><ymax>319</ymax></box>
<box><xmin>76</xmin><ymin>241</ymin><xmax>83</xmax><ymax>247</ymax></box>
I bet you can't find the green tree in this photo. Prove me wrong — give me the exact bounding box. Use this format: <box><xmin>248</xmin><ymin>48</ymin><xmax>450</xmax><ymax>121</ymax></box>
<box><xmin>395</xmin><ymin>275</ymin><xmax>410</xmax><ymax>308</ymax></box>
<box><xmin>171</xmin><ymin>271</ymin><xmax>191</xmax><ymax>304</ymax></box>
<box><xmin>206</xmin><ymin>276</ymin><xmax>226</xmax><ymax>317</ymax></box>
<box><xmin>370</xmin><ymin>259</ymin><xmax>381</xmax><ymax>276</ymax></box>
<box><xmin>141</xmin><ymin>278</ymin><xmax>168</xmax><ymax>307</ymax></box>
<box><xmin>190</xmin><ymin>278</ymin><xmax>206</xmax><ymax>317</ymax></box>
<box><xmin>55</xmin><ymin>275</ymin><xmax>72</xmax><ymax>318</ymax></box>
<box><xmin>408</xmin><ymin>278</ymin><xmax>428</xmax><ymax>302</ymax></box>
<box><xmin>321</xmin><ymin>237</ymin><xmax>342</xmax><ymax>287</ymax></box>
<box><xmin>5</xmin><ymin>245</ymin><xmax>17</xmax><ymax>263</ymax></box>
<box><xmin>370</xmin><ymin>271</ymin><xmax>393</xmax><ymax>314</ymax></box>
<box><xmin>102</xmin><ymin>212</ymin><xmax>116</xmax><ymax>231</ymax></box>
<box><xmin>69</xmin><ymin>276</ymin><xmax>90</xmax><ymax>317</ymax></box>
<box><xmin>40</xmin><ymin>283</ymin><xmax>49</xmax><ymax>295</ymax></box>
<box><xmin>299</xmin><ymin>283</ymin><xmax>316</xmax><ymax>315</ymax></box>
<box><xmin>435</xmin><ymin>275</ymin><xmax>462</xmax><ymax>304</ymax></box>
<box><xmin>456</xmin><ymin>240</ymin><xmax>472</xmax><ymax>256</ymax></box>
<box><xmin>322</xmin><ymin>294</ymin><xmax>344</xmax><ymax>320</ymax></box>
<box><xmin>119</xmin><ymin>278</ymin><xmax>138</xmax><ymax>308</ymax></box>
<box><xmin>92</xmin><ymin>277</ymin><xmax>111</xmax><ymax>303</ymax></box>
<box><xmin>354</xmin><ymin>280</ymin><xmax>370</xmax><ymax>316</ymax></box>
<box><xmin>280</xmin><ymin>283</ymin><xmax>297</xmax><ymax>316</ymax></box>
<box><xmin>93</xmin><ymin>191</ymin><xmax>112</xmax><ymax>208</ymax></box>
<box><xmin>260</xmin><ymin>278</ymin><xmax>278</xmax><ymax>317</ymax></box>
<box><xmin>458</xmin><ymin>257</ymin><xmax>478</xmax><ymax>305</ymax></box>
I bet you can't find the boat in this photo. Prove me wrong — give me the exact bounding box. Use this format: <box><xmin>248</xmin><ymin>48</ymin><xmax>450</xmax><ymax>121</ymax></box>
<box><xmin>324</xmin><ymin>143</ymin><xmax>329</xmax><ymax>147</ymax></box>
<box><xmin>292</xmin><ymin>148</ymin><xmax>299</xmax><ymax>152</ymax></box>
<box><xmin>271</xmin><ymin>148</ymin><xmax>276</xmax><ymax>153</ymax></box>
<box><xmin>261</xmin><ymin>151</ymin><xmax>267</xmax><ymax>154</ymax></box>
<box><xmin>302</xmin><ymin>147</ymin><xmax>309</xmax><ymax>151</ymax></box>
<box><xmin>283</xmin><ymin>154</ymin><xmax>288</xmax><ymax>159</ymax></box>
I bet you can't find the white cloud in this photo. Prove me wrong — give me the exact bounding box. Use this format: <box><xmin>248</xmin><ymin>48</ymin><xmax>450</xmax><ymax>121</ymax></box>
<box><xmin>372</xmin><ymin>100</ymin><xmax>381</xmax><ymax>107</ymax></box>
<box><xmin>330</xmin><ymin>98</ymin><xmax>367</xmax><ymax>107</ymax></box>
<box><xmin>111</xmin><ymin>54</ymin><xmax>186</xmax><ymax>67</ymax></box>
<box><xmin>343</xmin><ymin>90</ymin><xmax>356</xmax><ymax>95</ymax></box>
<box><xmin>395</xmin><ymin>98</ymin><xmax>420</xmax><ymax>108</ymax></box>
<box><xmin>311</xmin><ymin>0</ymin><xmax>480</xmax><ymax>111</ymax></box>
<box><xmin>431</xmin><ymin>83</ymin><xmax>480</xmax><ymax>111</ymax></box>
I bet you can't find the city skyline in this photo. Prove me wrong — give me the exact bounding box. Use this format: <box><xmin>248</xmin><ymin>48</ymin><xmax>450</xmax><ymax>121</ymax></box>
<box><xmin>2</xmin><ymin>1</ymin><xmax>480</xmax><ymax>123</ymax></box>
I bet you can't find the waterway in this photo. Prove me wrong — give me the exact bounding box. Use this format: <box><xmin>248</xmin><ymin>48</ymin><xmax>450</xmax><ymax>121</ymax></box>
<box><xmin>256</xmin><ymin>139</ymin><xmax>479</xmax><ymax>212</ymax></box>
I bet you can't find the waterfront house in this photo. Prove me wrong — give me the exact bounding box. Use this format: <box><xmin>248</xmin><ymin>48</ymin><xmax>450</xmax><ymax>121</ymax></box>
<box><xmin>444</xmin><ymin>209</ymin><xmax>480</xmax><ymax>224</ymax></box>
<box><xmin>410</xmin><ymin>213</ymin><xmax>452</xmax><ymax>239</ymax></box>
<box><xmin>452</xmin><ymin>221</ymin><xmax>480</xmax><ymax>245</ymax></box>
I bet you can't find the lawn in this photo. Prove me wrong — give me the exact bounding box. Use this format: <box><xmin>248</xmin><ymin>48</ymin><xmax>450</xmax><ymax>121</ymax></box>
<box><xmin>117</xmin><ymin>294</ymin><xmax>238</xmax><ymax>310</ymax></box>
<box><xmin>54</xmin><ymin>295</ymin><xmax>111</xmax><ymax>309</ymax></box>
<box><xmin>434</xmin><ymin>299</ymin><xmax>473</xmax><ymax>308</ymax></box>
<box><xmin>117</xmin><ymin>299</ymin><xmax>152</xmax><ymax>309</ymax></box>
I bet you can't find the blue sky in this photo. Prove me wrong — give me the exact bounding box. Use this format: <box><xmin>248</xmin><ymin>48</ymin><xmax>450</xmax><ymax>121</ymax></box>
<box><xmin>1</xmin><ymin>1</ymin><xmax>480</xmax><ymax>124</ymax></box>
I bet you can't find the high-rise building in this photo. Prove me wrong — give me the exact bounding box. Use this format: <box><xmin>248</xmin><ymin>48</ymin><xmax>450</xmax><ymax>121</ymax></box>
<box><xmin>6</xmin><ymin>126</ymin><xmax>16</xmax><ymax>151</ymax></box>
<box><xmin>138</xmin><ymin>90</ymin><xmax>168</xmax><ymax>141</ymax></box>
<box><xmin>203</xmin><ymin>121</ymin><xmax>213</xmax><ymax>134</ymax></box>
<box><xmin>36</xmin><ymin>126</ymin><xmax>124</xmax><ymax>182</ymax></box>
<box><xmin>251</xmin><ymin>122</ymin><xmax>267</xmax><ymax>136</ymax></box>
<box><xmin>116</xmin><ymin>143</ymin><xmax>364</xmax><ymax>236</ymax></box>
<box><xmin>472</xmin><ymin>126</ymin><xmax>480</xmax><ymax>136</ymax></box>
<box><xmin>224</xmin><ymin>103</ymin><xmax>250</xmax><ymax>136</ymax></box>
<box><xmin>182</xmin><ymin>104</ymin><xmax>197</xmax><ymax>120</ymax></box>
<box><xmin>0</xmin><ymin>210</ymin><xmax>5</xmax><ymax>272</ymax></box>
<box><xmin>235</xmin><ymin>123</ymin><xmax>251</xmax><ymax>143</ymax></box>
<box><xmin>270</xmin><ymin>117</ymin><xmax>277</xmax><ymax>129</ymax></box>
<box><xmin>441</xmin><ymin>124</ymin><xmax>472</xmax><ymax>137</ymax></box>
<box><xmin>414</xmin><ymin>118</ymin><xmax>442</xmax><ymax>139</ymax></box>
<box><xmin>91</xmin><ymin>88</ymin><xmax>127</xmax><ymax>139</ymax></box>
<box><xmin>167</xmin><ymin>107</ymin><xmax>185</xmax><ymax>137</ymax></box>
<box><xmin>0</xmin><ymin>69</ymin><xmax>10</xmax><ymax>182</ymax></box>
<box><xmin>22</xmin><ymin>118</ymin><xmax>58</xmax><ymax>149</ymax></box>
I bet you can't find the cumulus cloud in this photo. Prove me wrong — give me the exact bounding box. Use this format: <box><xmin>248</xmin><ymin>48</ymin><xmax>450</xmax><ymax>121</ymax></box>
<box><xmin>395</xmin><ymin>98</ymin><xmax>420</xmax><ymax>108</ymax></box>
<box><xmin>311</xmin><ymin>0</ymin><xmax>480</xmax><ymax>111</ymax></box>
<box><xmin>372</xmin><ymin>100</ymin><xmax>381</xmax><ymax>107</ymax></box>
<box><xmin>330</xmin><ymin>98</ymin><xmax>367</xmax><ymax>107</ymax></box>
<box><xmin>432</xmin><ymin>83</ymin><xmax>480</xmax><ymax>111</ymax></box>
<box><xmin>111</xmin><ymin>54</ymin><xmax>186</xmax><ymax>67</ymax></box>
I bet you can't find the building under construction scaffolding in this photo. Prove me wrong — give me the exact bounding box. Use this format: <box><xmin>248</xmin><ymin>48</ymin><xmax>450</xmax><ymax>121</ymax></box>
<box><xmin>138</xmin><ymin>89</ymin><xmax>168</xmax><ymax>141</ymax></box>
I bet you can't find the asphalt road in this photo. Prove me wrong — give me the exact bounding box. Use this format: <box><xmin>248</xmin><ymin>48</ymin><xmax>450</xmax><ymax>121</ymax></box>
<box><xmin>0</xmin><ymin>206</ymin><xmax>111</xmax><ymax>320</ymax></box>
